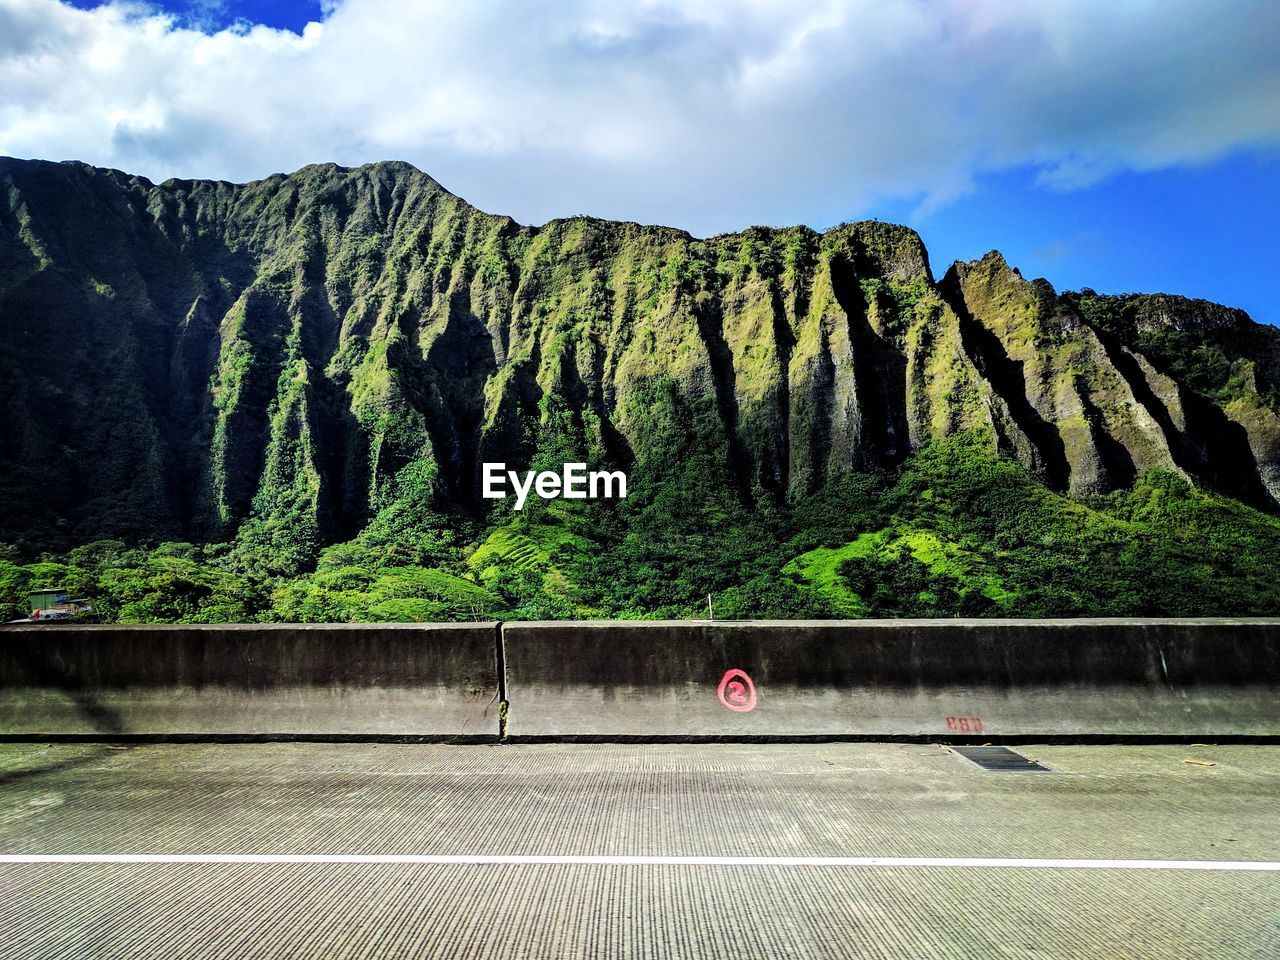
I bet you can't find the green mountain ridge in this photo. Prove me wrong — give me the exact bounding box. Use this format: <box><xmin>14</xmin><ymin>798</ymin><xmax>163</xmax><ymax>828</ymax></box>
<box><xmin>3</xmin><ymin>156</ymin><xmax>1280</xmax><ymax>622</ymax></box>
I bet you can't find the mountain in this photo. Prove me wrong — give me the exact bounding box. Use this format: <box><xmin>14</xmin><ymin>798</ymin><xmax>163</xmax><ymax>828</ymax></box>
<box><xmin>3</xmin><ymin>156</ymin><xmax>1280</xmax><ymax>622</ymax></box>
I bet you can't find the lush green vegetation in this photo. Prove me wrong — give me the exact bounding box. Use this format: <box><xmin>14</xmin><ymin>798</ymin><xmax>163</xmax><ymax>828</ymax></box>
<box><xmin>7</xmin><ymin>432</ymin><xmax>1280</xmax><ymax>624</ymax></box>
<box><xmin>1065</xmin><ymin>290</ymin><xmax>1280</xmax><ymax>412</ymax></box>
<box><xmin>5</xmin><ymin>159</ymin><xmax>1280</xmax><ymax>626</ymax></box>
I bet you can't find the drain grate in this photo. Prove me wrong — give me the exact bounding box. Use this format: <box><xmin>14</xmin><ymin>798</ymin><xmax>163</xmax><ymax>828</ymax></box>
<box><xmin>951</xmin><ymin>746</ymin><xmax>1050</xmax><ymax>772</ymax></box>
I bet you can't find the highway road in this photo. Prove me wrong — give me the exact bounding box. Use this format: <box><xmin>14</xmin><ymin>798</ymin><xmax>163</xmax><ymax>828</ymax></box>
<box><xmin>2</xmin><ymin>742</ymin><xmax>1278</xmax><ymax>958</ymax></box>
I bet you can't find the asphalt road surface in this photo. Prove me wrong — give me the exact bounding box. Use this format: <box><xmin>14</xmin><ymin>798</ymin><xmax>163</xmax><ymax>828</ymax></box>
<box><xmin>1</xmin><ymin>742</ymin><xmax>1278</xmax><ymax>959</ymax></box>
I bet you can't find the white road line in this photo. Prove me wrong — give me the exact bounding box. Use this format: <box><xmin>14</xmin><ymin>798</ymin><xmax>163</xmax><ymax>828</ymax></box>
<box><xmin>1</xmin><ymin>855</ymin><xmax>1278</xmax><ymax>871</ymax></box>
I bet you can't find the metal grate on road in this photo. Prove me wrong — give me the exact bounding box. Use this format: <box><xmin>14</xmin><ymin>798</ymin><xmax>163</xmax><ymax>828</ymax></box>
<box><xmin>951</xmin><ymin>746</ymin><xmax>1050</xmax><ymax>772</ymax></box>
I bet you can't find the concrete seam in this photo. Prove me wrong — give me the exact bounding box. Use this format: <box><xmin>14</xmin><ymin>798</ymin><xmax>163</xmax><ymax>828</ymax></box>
<box><xmin>495</xmin><ymin>621</ymin><xmax>509</xmax><ymax>740</ymax></box>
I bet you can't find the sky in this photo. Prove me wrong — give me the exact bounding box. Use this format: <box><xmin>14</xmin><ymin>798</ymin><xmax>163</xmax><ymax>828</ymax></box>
<box><xmin>2</xmin><ymin>0</ymin><xmax>1279</xmax><ymax>324</ymax></box>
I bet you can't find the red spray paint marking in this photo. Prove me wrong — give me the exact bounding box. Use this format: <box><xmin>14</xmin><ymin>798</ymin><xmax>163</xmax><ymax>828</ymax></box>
<box><xmin>945</xmin><ymin>716</ymin><xmax>983</xmax><ymax>734</ymax></box>
<box><xmin>717</xmin><ymin>669</ymin><xmax>757</xmax><ymax>712</ymax></box>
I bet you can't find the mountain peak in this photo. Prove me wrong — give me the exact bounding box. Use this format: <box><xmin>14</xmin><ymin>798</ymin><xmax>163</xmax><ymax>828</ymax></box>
<box><xmin>2</xmin><ymin>155</ymin><xmax>1278</xmax><ymax>564</ymax></box>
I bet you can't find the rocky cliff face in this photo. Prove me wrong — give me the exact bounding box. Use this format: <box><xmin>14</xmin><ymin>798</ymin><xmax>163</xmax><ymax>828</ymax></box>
<box><xmin>2</xmin><ymin>157</ymin><xmax>1277</xmax><ymax>555</ymax></box>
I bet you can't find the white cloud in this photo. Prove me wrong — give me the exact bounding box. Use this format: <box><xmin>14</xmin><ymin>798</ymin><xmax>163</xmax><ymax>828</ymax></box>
<box><xmin>0</xmin><ymin>0</ymin><xmax>1278</xmax><ymax>235</ymax></box>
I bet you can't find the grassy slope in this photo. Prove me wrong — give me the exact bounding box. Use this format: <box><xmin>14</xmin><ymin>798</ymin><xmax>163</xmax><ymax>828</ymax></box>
<box><xmin>7</xmin><ymin>432</ymin><xmax>1280</xmax><ymax>622</ymax></box>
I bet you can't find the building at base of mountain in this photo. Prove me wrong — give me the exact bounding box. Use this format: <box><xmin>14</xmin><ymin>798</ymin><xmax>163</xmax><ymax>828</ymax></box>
<box><xmin>482</xmin><ymin>463</ymin><xmax>628</xmax><ymax>511</ymax></box>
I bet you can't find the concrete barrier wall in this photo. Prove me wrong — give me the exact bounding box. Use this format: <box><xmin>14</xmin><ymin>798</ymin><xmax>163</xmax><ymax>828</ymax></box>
<box><xmin>500</xmin><ymin>619</ymin><xmax>1280</xmax><ymax>738</ymax></box>
<box><xmin>3</xmin><ymin>619</ymin><xmax>1278</xmax><ymax>740</ymax></box>
<box><xmin>0</xmin><ymin>623</ymin><xmax>500</xmax><ymax>738</ymax></box>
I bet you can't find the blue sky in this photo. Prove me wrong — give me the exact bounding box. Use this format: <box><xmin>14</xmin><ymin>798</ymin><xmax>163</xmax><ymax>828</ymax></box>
<box><xmin>67</xmin><ymin>0</ymin><xmax>323</xmax><ymax>32</ymax></box>
<box><xmin>11</xmin><ymin>1</ymin><xmax>1280</xmax><ymax>324</ymax></box>
<box><xmin>896</xmin><ymin>152</ymin><xmax>1280</xmax><ymax>322</ymax></box>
